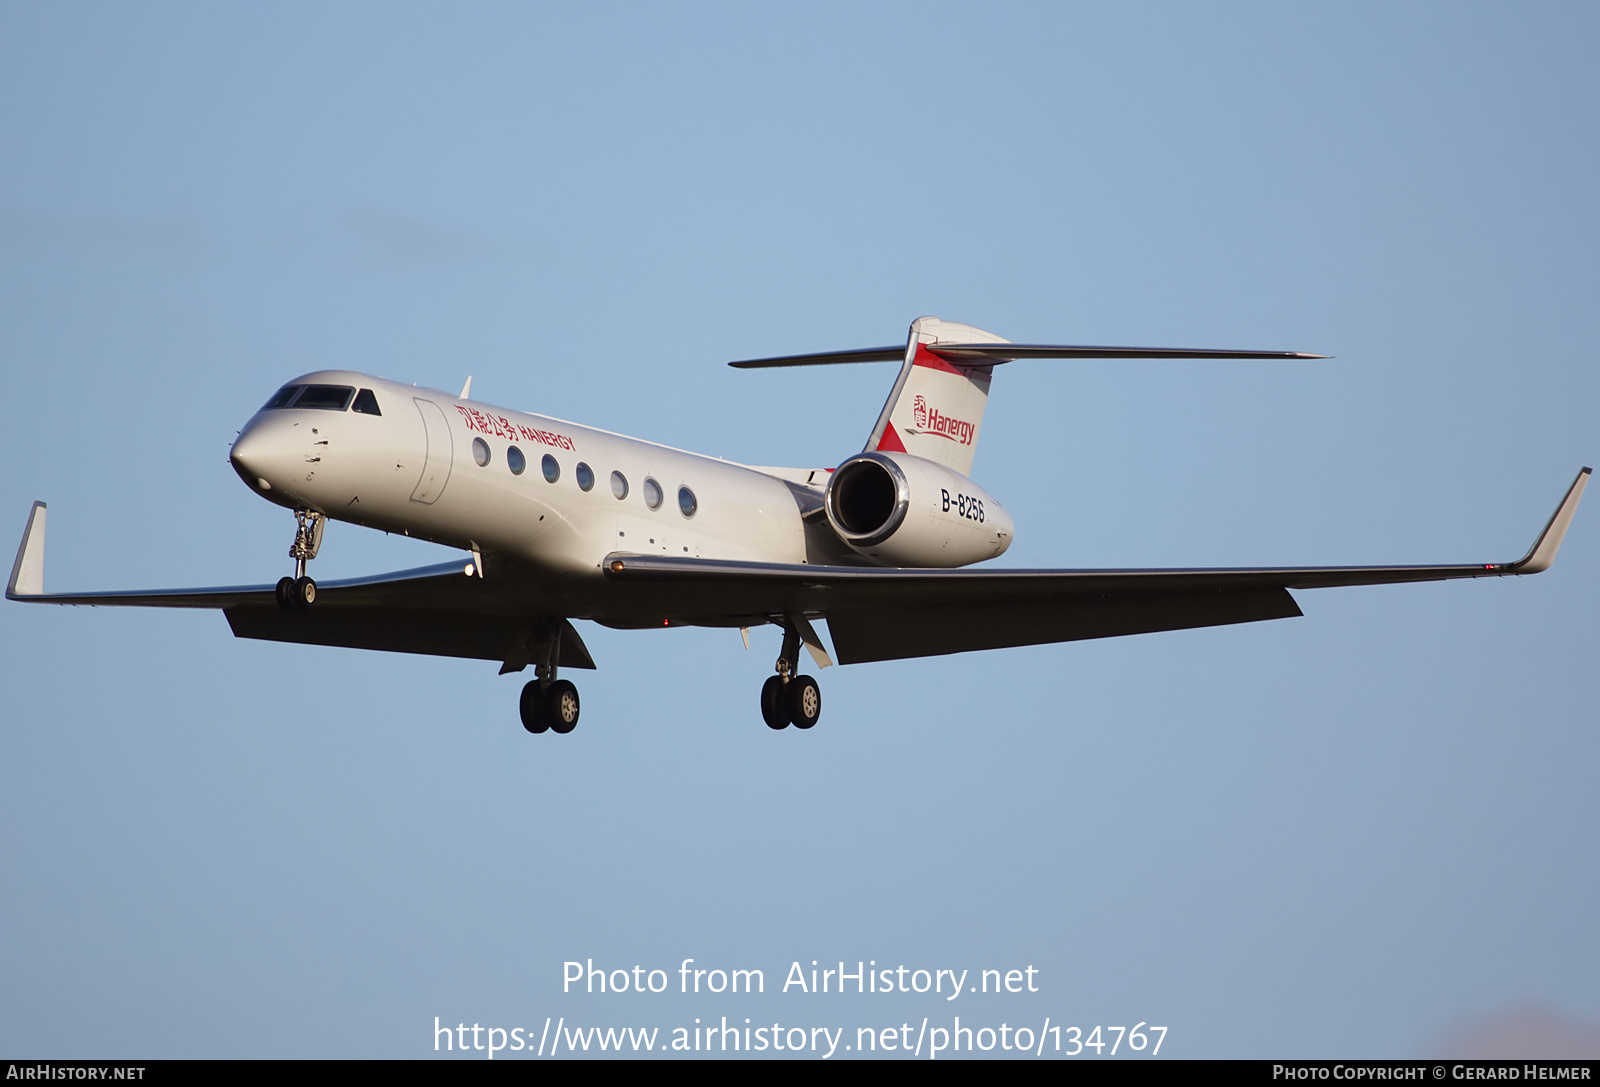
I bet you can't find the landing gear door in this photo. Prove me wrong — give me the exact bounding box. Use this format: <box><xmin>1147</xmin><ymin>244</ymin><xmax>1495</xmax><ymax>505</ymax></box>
<box><xmin>410</xmin><ymin>398</ymin><xmax>453</xmax><ymax>504</ymax></box>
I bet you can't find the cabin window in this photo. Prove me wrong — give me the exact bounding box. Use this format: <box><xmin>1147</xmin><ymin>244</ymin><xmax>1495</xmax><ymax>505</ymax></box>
<box><xmin>293</xmin><ymin>385</ymin><xmax>355</xmax><ymax>411</ymax></box>
<box><xmin>352</xmin><ymin>388</ymin><xmax>382</xmax><ymax>416</ymax></box>
<box><xmin>610</xmin><ymin>471</ymin><xmax>629</xmax><ymax>500</ymax></box>
<box><xmin>575</xmin><ymin>462</ymin><xmax>595</xmax><ymax>492</ymax></box>
<box><xmin>678</xmin><ymin>486</ymin><xmax>697</xmax><ymax>518</ymax></box>
<box><xmin>472</xmin><ymin>437</ymin><xmax>491</xmax><ymax>467</ymax></box>
<box><xmin>643</xmin><ymin>477</ymin><xmax>663</xmax><ymax>510</ymax></box>
<box><xmin>542</xmin><ymin>454</ymin><xmax>560</xmax><ymax>483</ymax></box>
<box><xmin>507</xmin><ymin>446</ymin><xmax>526</xmax><ymax>475</ymax></box>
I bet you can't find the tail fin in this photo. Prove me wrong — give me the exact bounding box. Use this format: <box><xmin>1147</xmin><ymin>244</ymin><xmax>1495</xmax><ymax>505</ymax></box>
<box><xmin>865</xmin><ymin>317</ymin><xmax>1005</xmax><ymax>477</ymax></box>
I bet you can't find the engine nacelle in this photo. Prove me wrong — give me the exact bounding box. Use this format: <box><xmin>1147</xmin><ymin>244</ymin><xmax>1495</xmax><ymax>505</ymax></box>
<box><xmin>823</xmin><ymin>451</ymin><xmax>1014</xmax><ymax>567</ymax></box>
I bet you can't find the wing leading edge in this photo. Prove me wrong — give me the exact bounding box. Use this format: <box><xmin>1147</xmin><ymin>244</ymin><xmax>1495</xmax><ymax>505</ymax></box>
<box><xmin>600</xmin><ymin>468</ymin><xmax>1590</xmax><ymax>664</ymax></box>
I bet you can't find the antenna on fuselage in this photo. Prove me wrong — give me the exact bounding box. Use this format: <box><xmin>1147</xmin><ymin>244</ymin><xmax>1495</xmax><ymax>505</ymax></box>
<box><xmin>459</xmin><ymin>376</ymin><xmax>473</xmax><ymax>400</ymax></box>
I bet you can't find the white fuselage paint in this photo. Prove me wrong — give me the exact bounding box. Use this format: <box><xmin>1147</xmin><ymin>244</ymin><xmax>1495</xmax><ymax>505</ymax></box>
<box><xmin>230</xmin><ymin>371</ymin><xmax>809</xmax><ymax>581</ymax></box>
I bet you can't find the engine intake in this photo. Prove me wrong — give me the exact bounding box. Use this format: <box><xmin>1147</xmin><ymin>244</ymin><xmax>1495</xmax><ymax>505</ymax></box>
<box><xmin>827</xmin><ymin>454</ymin><xmax>909</xmax><ymax>545</ymax></box>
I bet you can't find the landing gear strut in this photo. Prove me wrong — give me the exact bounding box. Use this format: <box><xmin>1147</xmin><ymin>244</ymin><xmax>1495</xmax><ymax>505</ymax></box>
<box><xmin>760</xmin><ymin>621</ymin><xmax>821</xmax><ymax>730</ymax></box>
<box><xmin>275</xmin><ymin>510</ymin><xmax>323</xmax><ymax>611</ymax></box>
<box><xmin>519</xmin><ymin>629</ymin><xmax>581</xmax><ymax>735</ymax></box>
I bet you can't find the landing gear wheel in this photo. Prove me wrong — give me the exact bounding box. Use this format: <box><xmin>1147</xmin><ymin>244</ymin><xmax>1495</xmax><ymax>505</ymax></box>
<box><xmin>275</xmin><ymin>577</ymin><xmax>296</xmax><ymax>611</ymax></box>
<box><xmin>546</xmin><ymin>680</ymin><xmax>580</xmax><ymax>734</ymax></box>
<box><xmin>520</xmin><ymin>681</ymin><xmax>549</xmax><ymax>734</ymax></box>
<box><xmin>760</xmin><ymin>675</ymin><xmax>790</xmax><ymax>730</ymax></box>
<box><xmin>787</xmin><ymin>675</ymin><xmax>821</xmax><ymax>729</ymax></box>
<box><xmin>293</xmin><ymin>576</ymin><xmax>317</xmax><ymax>610</ymax></box>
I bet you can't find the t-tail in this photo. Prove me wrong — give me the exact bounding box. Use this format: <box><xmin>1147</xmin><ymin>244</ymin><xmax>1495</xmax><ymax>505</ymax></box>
<box><xmin>728</xmin><ymin>317</ymin><xmax>1326</xmax><ymax>478</ymax></box>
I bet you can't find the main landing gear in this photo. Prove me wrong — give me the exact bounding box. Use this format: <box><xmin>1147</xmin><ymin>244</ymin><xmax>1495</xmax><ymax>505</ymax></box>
<box><xmin>274</xmin><ymin>509</ymin><xmax>323</xmax><ymax>611</ymax></box>
<box><xmin>521</xmin><ymin>678</ymin><xmax>580</xmax><ymax>735</ymax></box>
<box><xmin>520</xmin><ymin>632</ymin><xmax>581</xmax><ymax>735</ymax></box>
<box><xmin>760</xmin><ymin>621</ymin><xmax>822</xmax><ymax>731</ymax></box>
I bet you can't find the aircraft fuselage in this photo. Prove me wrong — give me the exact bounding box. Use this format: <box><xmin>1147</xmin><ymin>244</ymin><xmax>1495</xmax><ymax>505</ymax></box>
<box><xmin>227</xmin><ymin>371</ymin><xmax>848</xmax><ymax>625</ymax></box>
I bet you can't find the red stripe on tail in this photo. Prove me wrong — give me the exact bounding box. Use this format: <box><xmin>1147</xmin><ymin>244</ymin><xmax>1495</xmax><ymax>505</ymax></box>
<box><xmin>913</xmin><ymin>343</ymin><xmax>967</xmax><ymax>376</ymax></box>
<box><xmin>876</xmin><ymin>419</ymin><xmax>907</xmax><ymax>453</ymax></box>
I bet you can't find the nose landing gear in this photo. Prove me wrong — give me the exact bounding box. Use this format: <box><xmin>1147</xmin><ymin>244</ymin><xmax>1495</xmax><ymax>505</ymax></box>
<box><xmin>760</xmin><ymin>621</ymin><xmax>822</xmax><ymax>730</ymax></box>
<box><xmin>275</xmin><ymin>510</ymin><xmax>324</xmax><ymax>611</ymax></box>
<box><xmin>274</xmin><ymin>575</ymin><xmax>317</xmax><ymax>610</ymax></box>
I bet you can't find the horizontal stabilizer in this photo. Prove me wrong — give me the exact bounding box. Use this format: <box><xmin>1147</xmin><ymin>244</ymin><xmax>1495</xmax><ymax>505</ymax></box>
<box><xmin>729</xmin><ymin>346</ymin><xmax>905</xmax><ymax>368</ymax></box>
<box><xmin>730</xmin><ymin>343</ymin><xmax>1325</xmax><ymax>368</ymax></box>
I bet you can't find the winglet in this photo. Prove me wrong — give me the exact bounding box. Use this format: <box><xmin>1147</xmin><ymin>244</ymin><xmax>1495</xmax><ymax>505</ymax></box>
<box><xmin>1503</xmin><ymin>467</ymin><xmax>1590</xmax><ymax>574</ymax></box>
<box><xmin>7</xmin><ymin>501</ymin><xmax>46</xmax><ymax>599</ymax></box>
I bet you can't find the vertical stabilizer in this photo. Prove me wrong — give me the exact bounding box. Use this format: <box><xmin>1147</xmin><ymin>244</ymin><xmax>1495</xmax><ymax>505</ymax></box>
<box><xmin>864</xmin><ymin>317</ymin><xmax>1006</xmax><ymax>477</ymax></box>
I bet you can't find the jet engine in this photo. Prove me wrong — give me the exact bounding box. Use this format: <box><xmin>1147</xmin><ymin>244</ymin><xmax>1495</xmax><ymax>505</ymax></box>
<box><xmin>823</xmin><ymin>451</ymin><xmax>1014</xmax><ymax>567</ymax></box>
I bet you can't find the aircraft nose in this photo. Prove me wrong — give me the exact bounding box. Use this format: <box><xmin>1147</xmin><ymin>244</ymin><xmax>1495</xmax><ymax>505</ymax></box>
<box><xmin>230</xmin><ymin>420</ymin><xmax>297</xmax><ymax>496</ymax></box>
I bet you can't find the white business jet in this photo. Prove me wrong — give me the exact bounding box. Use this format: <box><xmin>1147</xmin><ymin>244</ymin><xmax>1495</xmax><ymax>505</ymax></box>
<box><xmin>7</xmin><ymin>317</ymin><xmax>1590</xmax><ymax>735</ymax></box>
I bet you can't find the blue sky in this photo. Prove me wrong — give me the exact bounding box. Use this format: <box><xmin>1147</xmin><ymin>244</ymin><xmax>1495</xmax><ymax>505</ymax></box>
<box><xmin>2</xmin><ymin>2</ymin><xmax>1596</xmax><ymax>1058</ymax></box>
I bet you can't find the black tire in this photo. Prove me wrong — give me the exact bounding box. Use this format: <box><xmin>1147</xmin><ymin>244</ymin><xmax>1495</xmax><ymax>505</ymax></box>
<box><xmin>294</xmin><ymin>576</ymin><xmax>316</xmax><ymax>609</ymax></box>
<box><xmin>547</xmin><ymin>680</ymin><xmax>580</xmax><ymax>734</ymax></box>
<box><xmin>275</xmin><ymin>577</ymin><xmax>296</xmax><ymax>611</ymax></box>
<box><xmin>787</xmin><ymin>675</ymin><xmax>821</xmax><ymax>729</ymax></box>
<box><xmin>520</xmin><ymin>681</ymin><xmax>549</xmax><ymax>734</ymax></box>
<box><xmin>760</xmin><ymin>675</ymin><xmax>790</xmax><ymax>730</ymax></box>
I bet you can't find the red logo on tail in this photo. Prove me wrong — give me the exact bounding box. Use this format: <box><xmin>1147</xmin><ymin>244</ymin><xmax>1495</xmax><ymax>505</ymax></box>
<box><xmin>905</xmin><ymin>396</ymin><xmax>976</xmax><ymax>445</ymax></box>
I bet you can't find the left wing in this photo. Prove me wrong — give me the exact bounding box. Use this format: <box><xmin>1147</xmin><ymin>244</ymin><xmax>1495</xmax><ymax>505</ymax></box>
<box><xmin>601</xmin><ymin>468</ymin><xmax>1590</xmax><ymax>664</ymax></box>
<box><xmin>5</xmin><ymin>502</ymin><xmax>594</xmax><ymax>671</ymax></box>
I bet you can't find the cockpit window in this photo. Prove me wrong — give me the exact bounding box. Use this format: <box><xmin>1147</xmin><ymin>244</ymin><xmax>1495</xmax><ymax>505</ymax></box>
<box><xmin>261</xmin><ymin>385</ymin><xmax>304</xmax><ymax>410</ymax></box>
<box><xmin>293</xmin><ymin>385</ymin><xmax>356</xmax><ymax>411</ymax></box>
<box><xmin>351</xmin><ymin>388</ymin><xmax>382</xmax><ymax>416</ymax></box>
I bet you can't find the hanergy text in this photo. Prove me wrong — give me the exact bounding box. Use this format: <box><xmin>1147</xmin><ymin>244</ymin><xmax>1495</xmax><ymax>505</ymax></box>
<box><xmin>923</xmin><ymin>407</ymin><xmax>976</xmax><ymax>446</ymax></box>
